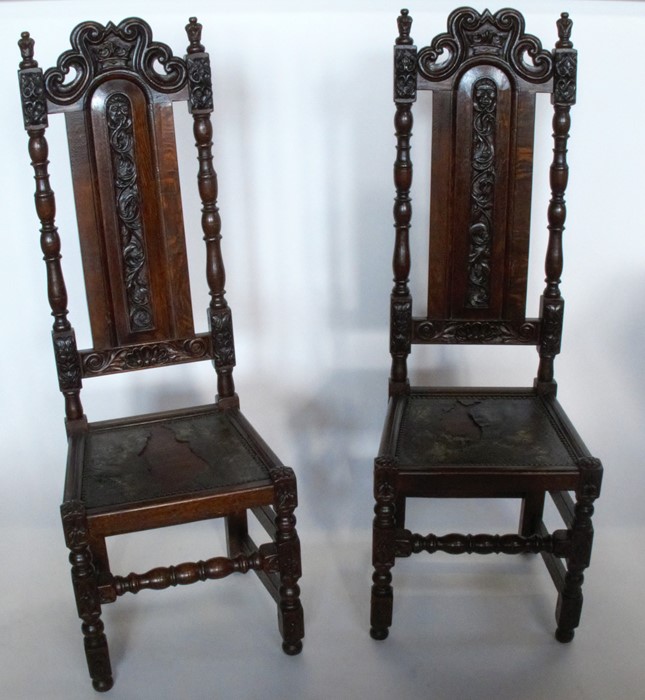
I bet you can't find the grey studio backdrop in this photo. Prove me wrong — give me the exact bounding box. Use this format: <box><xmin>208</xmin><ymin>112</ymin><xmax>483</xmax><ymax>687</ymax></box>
<box><xmin>0</xmin><ymin>1</ymin><xmax>643</xmax><ymax>698</ymax></box>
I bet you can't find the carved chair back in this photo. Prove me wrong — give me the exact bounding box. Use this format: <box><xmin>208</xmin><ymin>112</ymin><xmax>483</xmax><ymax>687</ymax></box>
<box><xmin>390</xmin><ymin>8</ymin><xmax>576</xmax><ymax>391</ymax></box>
<box><xmin>18</xmin><ymin>17</ymin><xmax>235</xmax><ymax>421</ymax></box>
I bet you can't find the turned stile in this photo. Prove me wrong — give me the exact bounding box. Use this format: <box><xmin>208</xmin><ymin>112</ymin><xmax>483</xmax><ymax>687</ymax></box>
<box><xmin>185</xmin><ymin>17</ymin><xmax>237</xmax><ymax>405</ymax></box>
<box><xmin>18</xmin><ymin>32</ymin><xmax>84</xmax><ymax>423</ymax></box>
<box><xmin>389</xmin><ymin>9</ymin><xmax>416</xmax><ymax>395</ymax></box>
<box><xmin>537</xmin><ymin>13</ymin><xmax>576</xmax><ymax>392</ymax></box>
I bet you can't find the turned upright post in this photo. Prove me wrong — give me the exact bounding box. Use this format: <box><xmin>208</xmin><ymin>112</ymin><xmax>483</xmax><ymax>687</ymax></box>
<box><xmin>18</xmin><ymin>31</ymin><xmax>84</xmax><ymax>423</ymax></box>
<box><xmin>185</xmin><ymin>17</ymin><xmax>237</xmax><ymax>406</ymax></box>
<box><xmin>390</xmin><ymin>9</ymin><xmax>416</xmax><ymax>396</ymax></box>
<box><xmin>537</xmin><ymin>13</ymin><xmax>577</xmax><ymax>393</ymax></box>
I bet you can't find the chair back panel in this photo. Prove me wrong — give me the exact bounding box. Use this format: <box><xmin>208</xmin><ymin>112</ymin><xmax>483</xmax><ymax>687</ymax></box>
<box><xmin>426</xmin><ymin>68</ymin><xmax>536</xmax><ymax>325</ymax></box>
<box><xmin>64</xmin><ymin>79</ymin><xmax>194</xmax><ymax>350</ymax></box>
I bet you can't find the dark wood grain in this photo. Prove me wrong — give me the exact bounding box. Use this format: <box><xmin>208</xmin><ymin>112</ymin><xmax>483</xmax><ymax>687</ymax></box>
<box><xmin>371</xmin><ymin>8</ymin><xmax>602</xmax><ymax>646</ymax></box>
<box><xmin>19</xmin><ymin>16</ymin><xmax>303</xmax><ymax>691</ymax></box>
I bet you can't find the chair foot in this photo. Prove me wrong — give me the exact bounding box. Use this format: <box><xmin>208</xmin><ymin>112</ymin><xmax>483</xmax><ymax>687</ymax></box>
<box><xmin>92</xmin><ymin>677</ymin><xmax>114</xmax><ymax>692</ymax></box>
<box><xmin>370</xmin><ymin>627</ymin><xmax>389</xmax><ymax>641</ymax></box>
<box><xmin>555</xmin><ymin>627</ymin><xmax>575</xmax><ymax>643</ymax></box>
<box><xmin>282</xmin><ymin>639</ymin><xmax>303</xmax><ymax>655</ymax></box>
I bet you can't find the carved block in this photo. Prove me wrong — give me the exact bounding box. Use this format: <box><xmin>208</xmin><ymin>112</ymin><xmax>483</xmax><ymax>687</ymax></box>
<box><xmin>394</xmin><ymin>47</ymin><xmax>417</xmax><ymax>102</ymax></box>
<box><xmin>390</xmin><ymin>299</ymin><xmax>412</xmax><ymax>354</ymax></box>
<box><xmin>209</xmin><ymin>307</ymin><xmax>236</xmax><ymax>369</ymax></box>
<box><xmin>18</xmin><ymin>68</ymin><xmax>48</xmax><ymax>129</ymax></box>
<box><xmin>53</xmin><ymin>330</ymin><xmax>82</xmax><ymax>391</ymax></box>
<box><xmin>186</xmin><ymin>53</ymin><xmax>213</xmax><ymax>112</ymax></box>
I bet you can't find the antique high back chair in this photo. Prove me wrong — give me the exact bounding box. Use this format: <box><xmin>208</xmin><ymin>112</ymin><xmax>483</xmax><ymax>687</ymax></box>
<box><xmin>370</xmin><ymin>8</ymin><xmax>602</xmax><ymax>644</ymax></box>
<box><xmin>18</xmin><ymin>17</ymin><xmax>303</xmax><ymax>691</ymax></box>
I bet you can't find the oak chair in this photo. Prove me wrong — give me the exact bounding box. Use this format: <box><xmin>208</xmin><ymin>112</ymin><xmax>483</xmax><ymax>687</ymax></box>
<box><xmin>370</xmin><ymin>8</ymin><xmax>602</xmax><ymax>644</ymax></box>
<box><xmin>18</xmin><ymin>17</ymin><xmax>303</xmax><ymax>691</ymax></box>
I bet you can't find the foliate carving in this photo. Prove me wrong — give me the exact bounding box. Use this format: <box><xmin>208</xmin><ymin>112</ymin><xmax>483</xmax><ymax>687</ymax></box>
<box><xmin>53</xmin><ymin>331</ymin><xmax>82</xmax><ymax>390</ymax></box>
<box><xmin>390</xmin><ymin>299</ymin><xmax>412</xmax><ymax>354</ymax></box>
<box><xmin>541</xmin><ymin>300</ymin><xmax>564</xmax><ymax>356</ymax></box>
<box><xmin>19</xmin><ymin>69</ymin><xmax>48</xmax><ymax>129</ymax></box>
<box><xmin>394</xmin><ymin>48</ymin><xmax>417</xmax><ymax>102</ymax></box>
<box><xmin>466</xmin><ymin>78</ymin><xmax>497</xmax><ymax>308</ymax></box>
<box><xmin>553</xmin><ymin>50</ymin><xmax>577</xmax><ymax>106</ymax></box>
<box><xmin>186</xmin><ymin>54</ymin><xmax>213</xmax><ymax>112</ymax></box>
<box><xmin>106</xmin><ymin>92</ymin><xmax>154</xmax><ymax>333</ymax></box>
<box><xmin>416</xmin><ymin>320</ymin><xmax>537</xmax><ymax>345</ymax></box>
<box><xmin>43</xmin><ymin>18</ymin><xmax>187</xmax><ymax>106</ymax></box>
<box><xmin>82</xmin><ymin>337</ymin><xmax>210</xmax><ymax>376</ymax></box>
<box><xmin>417</xmin><ymin>8</ymin><xmax>553</xmax><ymax>84</ymax></box>
<box><xmin>209</xmin><ymin>307</ymin><xmax>236</xmax><ymax>368</ymax></box>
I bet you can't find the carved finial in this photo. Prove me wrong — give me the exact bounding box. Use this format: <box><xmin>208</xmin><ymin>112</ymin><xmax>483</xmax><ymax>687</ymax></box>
<box><xmin>396</xmin><ymin>9</ymin><xmax>413</xmax><ymax>45</ymax></box>
<box><xmin>186</xmin><ymin>17</ymin><xmax>204</xmax><ymax>53</ymax></box>
<box><xmin>556</xmin><ymin>12</ymin><xmax>573</xmax><ymax>49</ymax></box>
<box><xmin>18</xmin><ymin>31</ymin><xmax>38</xmax><ymax>69</ymax></box>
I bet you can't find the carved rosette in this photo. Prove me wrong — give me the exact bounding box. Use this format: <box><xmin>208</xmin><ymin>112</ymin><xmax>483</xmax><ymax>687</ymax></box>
<box><xmin>82</xmin><ymin>337</ymin><xmax>210</xmax><ymax>376</ymax></box>
<box><xmin>209</xmin><ymin>307</ymin><xmax>236</xmax><ymax>369</ymax></box>
<box><xmin>390</xmin><ymin>299</ymin><xmax>412</xmax><ymax>354</ymax></box>
<box><xmin>43</xmin><ymin>18</ymin><xmax>187</xmax><ymax>105</ymax></box>
<box><xmin>417</xmin><ymin>8</ymin><xmax>553</xmax><ymax>84</ymax></box>
<box><xmin>416</xmin><ymin>320</ymin><xmax>537</xmax><ymax>344</ymax></box>
<box><xmin>466</xmin><ymin>78</ymin><xmax>497</xmax><ymax>308</ymax></box>
<box><xmin>394</xmin><ymin>47</ymin><xmax>417</xmax><ymax>102</ymax></box>
<box><xmin>53</xmin><ymin>330</ymin><xmax>83</xmax><ymax>391</ymax></box>
<box><xmin>105</xmin><ymin>92</ymin><xmax>155</xmax><ymax>333</ymax></box>
<box><xmin>186</xmin><ymin>54</ymin><xmax>213</xmax><ymax>112</ymax></box>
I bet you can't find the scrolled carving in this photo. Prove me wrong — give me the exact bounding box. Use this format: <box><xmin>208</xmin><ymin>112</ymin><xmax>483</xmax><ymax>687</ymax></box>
<box><xmin>82</xmin><ymin>337</ymin><xmax>210</xmax><ymax>376</ymax></box>
<box><xmin>417</xmin><ymin>8</ymin><xmax>553</xmax><ymax>84</ymax></box>
<box><xmin>19</xmin><ymin>69</ymin><xmax>48</xmax><ymax>129</ymax></box>
<box><xmin>466</xmin><ymin>77</ymin><xmax>497</xmax><ymax>308</ymax></box>
<box><xmin>554</xmin><ymin>51</ymin><xmax>577</xmax><ymax>106</ymax></box>
<box><xmin>186</xmin><ymin>54</ymin><xmax>213</xmax><ymax>112</ymax></box>
<box><xmin>105</xmin><ymin>92</ymin><xmax>154</xmax><ymax>333</ymax></box>
<box><xmin>43</xmin><ymin>18</ymin><xmax>187</xmax><ymax>106</ymax></box>
<box><xmin>416</xmin><ymin>320</ymin><xmax>537</xmax><ymax>345</ymax></box>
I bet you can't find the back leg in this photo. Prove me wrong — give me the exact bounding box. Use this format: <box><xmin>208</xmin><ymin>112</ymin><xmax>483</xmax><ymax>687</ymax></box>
<box><xmin>519</xmin><ymin>492</ymin><xmax>545</xmax><ymax>537</ymax></box>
